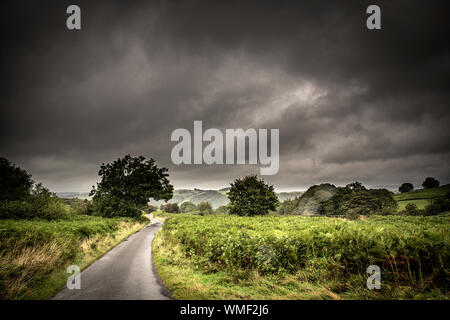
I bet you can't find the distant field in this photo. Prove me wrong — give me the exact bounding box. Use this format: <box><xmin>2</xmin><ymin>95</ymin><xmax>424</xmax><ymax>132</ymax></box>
<box><xmin>394</xmin><ymin>184</ymin><xmax>450</xmax><ymax>209</ymax></box>
<box><xmin>397</xmin><ymin>199</ymin><xmax>431</xmax><ymax>210</ymax></box>
<box><xmin>153</xmin><ymin>214</ymin><xmax>449</xmax><ymax>299</ymax></box>
<box><xmin>148</xmin><ymin>188</ymin><xmax>304</xmax><ymax>209</ymax></box>
<box><xmin>0</xmin><ymin>215</ymin><xmax>148</xmax><ymax>299</ymax></box>
<box><xmin>55</xmin><ymin>192</ymin><xmax>91</xmax><ymax>200</ymax></box>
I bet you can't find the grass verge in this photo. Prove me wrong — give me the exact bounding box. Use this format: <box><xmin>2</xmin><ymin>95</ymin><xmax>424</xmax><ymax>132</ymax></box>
<box><xmin>0</xmin><ymin>215</ymin><xmax>149</xmax><ymax>299</ymax></box>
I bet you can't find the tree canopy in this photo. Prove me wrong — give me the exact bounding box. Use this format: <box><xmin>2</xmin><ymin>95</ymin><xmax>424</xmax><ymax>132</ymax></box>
<box><xmin>399</xmin><ymin>183</ymin><xmax>414</xmax><ymax>193</ymax></box>
<box><xmin>422</xmin><ymin>177</ymin><xmax>440</xmax><ymax>189</ymax></box>
<box><xmin>197</xmin><ymin>201</ymin><xmax>213</xmax><ymax>215</ymax></box>
<box><xmin>161</xmin><ymin>202</ymin><xmax>179</xmax><ymax>213</ymax></box>
<box><xmin>227</xmin><ymin>175</ymin><xmax>278</xmax><ymax>216</ymax></box>
<box><xmin>90</xmin><ymin>155</ymin><xmax>173</xmax><ymax>217</ymax></box>
<box><xmin>0</xmin><ymin>157</ymin><xmax>33</xmax><ymax>201</ymax></box>
<box><xmin>319</xmin><ymin>183</ymin><xmax>398</xmax><ymax>217</ymax></box>
<box><xmin>180</xmin><ymin>201</ymin><xmax>196</xmax><ymax>213</ymax></box>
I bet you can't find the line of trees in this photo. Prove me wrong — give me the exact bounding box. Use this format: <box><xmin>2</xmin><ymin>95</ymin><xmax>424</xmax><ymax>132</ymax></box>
<box><xmin>318</xmin><ymin>183</ymin><xmax>398</xmax><ymax>219</ymax></box>
<box><xmin>399</xmin><ymin>177</ymin><xmax>440</xmax><ymax>193</ymax></box>
<box><xmin>1</xmin><ymin>154</ymin><xmax>447</xmax><ymax>220</ymax></box>
<box><xmin>159</xmin><ymin>201</ymin><xmax>215</xmax><ymax>215</ymax></box>
<box><xmin>0</xmin><ymin>155</ymin><xmax>174</xmax><ymax>220</ymax></box>
<box><xmin>0</xmin><ymin>157</ymin><xmax>73</xmax><ymax>219</ymax></box>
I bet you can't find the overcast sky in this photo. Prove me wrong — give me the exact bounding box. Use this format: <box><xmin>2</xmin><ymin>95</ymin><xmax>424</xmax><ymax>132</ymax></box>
<box><xmin>1</xmin><ymin>0</ymin><xmax>449</xmax><ymax>192</ymax></box>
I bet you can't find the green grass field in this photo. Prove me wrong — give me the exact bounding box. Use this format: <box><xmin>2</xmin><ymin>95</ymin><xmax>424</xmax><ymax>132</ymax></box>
<box><xmin>0</xmin><ymin>215</ymin><xmax>148</xmax><ymax>299</ymax></box>
<box><xmin>397</xmin><ymin>199</ymin><xmax>432</xmax><ymax>210</ymax></box>
<box><xmin>394</xmin><ymin>184</ymin><xmax>450</xmax><ymax>210</ymax></box>
<box><xmin>153</xmin><ymin>214</ymin><xmax>449</xmax><ymax>299</ymax></box>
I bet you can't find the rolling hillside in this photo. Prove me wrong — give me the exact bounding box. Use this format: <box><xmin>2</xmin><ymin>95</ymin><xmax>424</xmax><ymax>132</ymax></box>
<box><xmin>55</xmin><ymin>192</ymin><xmax>91</xmax><ymax>200</ymax></box>
<box><xmin>56</xmin><ymin>189</ymin><xmax>304</xmax><ymax>209</ymax></box>
<box><xmin>394</xmin><ymin>184</ymin><xmax>450</xmax><ymax>210</ymax></box>
<box><xmin>277</xmin><ymin>191</ymin><xmax>305</xmax><ymax>202</ymax></box>
<box><xmin>56</xmin><ymin>185</ymin><xmax>450</xmax><ymax>212</ymax></box>
<box><xmin>150</xmin><ymin>189</ymin><xmax>304</xmax><ymax>209</ymax></box>
<box><xmin>279</xmin><ymin>183</ymin><xmax>337</xmax><ymax>215</ymax></box>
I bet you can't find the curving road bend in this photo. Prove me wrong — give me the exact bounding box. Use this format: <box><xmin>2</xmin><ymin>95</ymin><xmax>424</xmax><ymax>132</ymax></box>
<box><xmin>52</xmin><ymin>215</ymin><xmax>171</xmax><ymax>300</ymax></box>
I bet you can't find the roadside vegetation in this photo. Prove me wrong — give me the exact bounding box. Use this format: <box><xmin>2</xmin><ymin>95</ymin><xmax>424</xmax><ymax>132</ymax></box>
<box><xmin>0</xmin><ymin>155</ymin><xmax>170</xmax><ymax>299</ymax></box>
<box><xmin>0</xmin><ymin>215</ymin><xmax>147</xmax><ymax>299</ymax></box>
<box><xmin>3</xmin><ymin>155</ymin><xmax>449</xmax><ymax>300</ymax></box>
<box><xmin>153</xmin><ymin>214</ymin><xmax>449</xmax><ymax>299</ymax></box>
<box><xmin>154</xmin><ymin>175</ymin><xmax>449</xmax><ymax>300</ymax></box>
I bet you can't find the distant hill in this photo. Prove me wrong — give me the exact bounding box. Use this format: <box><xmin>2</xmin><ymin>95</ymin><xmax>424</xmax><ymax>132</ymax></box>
<box><xmin>149</xmin><ymin>189</ymin><xmax>228</xmax><ymax>209</ymax></box>
<box><xmin>55</xmin><ymin>184</ymin><xmax>450</xmax><ymax>213</ymax></box>
<box><xmin>150</xmin><ymin>188</ymin><xmax>304</xmax><ymax>209</ymax></box>
<box><xmin>292</xmin><ymin>183</ymin><xmax>337</xmax><ymax>215</ymax></box>
<box><xmin>56</xmin><ymin>192</ymin><xmax>91</xmax><ymax>200</ymax></box>
<box><xmin>394</xmin><ymin>184</ymin><xmax>450</xmax><ymax>210</ymax></box>
<box><xmin>277</xmin><ymin>191</ymin><xmax>304</xmax><ymax>202</ymax></box>
<box><xmin>57</xmin><ymin>188</ymin><xmax>305</xmax><ymax>209</ymax></box>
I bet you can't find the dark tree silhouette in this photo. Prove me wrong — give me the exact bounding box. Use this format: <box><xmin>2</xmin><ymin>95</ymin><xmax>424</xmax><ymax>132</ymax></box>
<box><xmin>228</xmin><ymin>175</ymin><xmax>278</xmax><ymax>216</ymax></box>
<box><xmin>399</xmin><ymin>183</ymin><xmax>414</xmax><ymax>193</ymax></box>
<box><xmin>422</xmin><ymin>177</ymin><xmax>440</xmax><ymax>189</ymax></box>
<box><xmin>91</xmin><ymin>155</ymin><xmax>173</xmax><ymax>217</ymax></box>
<box><xmin>0</xmin><ymin>157</ymin><xmax>33</xmax><ymax>201</ymax></box>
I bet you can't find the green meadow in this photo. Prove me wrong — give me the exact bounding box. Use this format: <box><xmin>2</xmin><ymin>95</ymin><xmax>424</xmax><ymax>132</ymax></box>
<box><xmin>394</xmin><ymin>184</ymin><xmax>450</xmax><ymax>210</ymax></box>
<box><xmin>153</xmin><ymin>214</ymin><xmax>450</xmax><ymax>300</ymax></box>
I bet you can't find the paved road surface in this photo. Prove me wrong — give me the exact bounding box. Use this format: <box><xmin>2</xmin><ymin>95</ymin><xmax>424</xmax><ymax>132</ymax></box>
<box><xmin>52</xmin><ymin>215</ymin><xmax>171</xmax><ymax>300</ymax></box>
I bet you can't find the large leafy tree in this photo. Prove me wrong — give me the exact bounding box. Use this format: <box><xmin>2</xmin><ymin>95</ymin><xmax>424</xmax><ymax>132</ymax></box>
<box><xmin>0</xmin><ymin>157</ymin><xmax>33</xmax><ymax>201</ymax></box>
<box><xmin>346</xmin><ymin>181</ymin><xmax>366</xmax><ymax>192</ymax></box>
<box><xmin>91</xmin><ymin>155</ymin><xmax>173</xmax><ymax>217</ymax></box>
<box><xmin>422</xmin><ymin>177</ymin><xmax>440</xmax><ymax>189</ymax></box>
<box><xmin>227</xmin><ymin>175</ymin><xmax>279</xmax><ymax>216</ymax></box>
<box><xmin>399</xmin><ymin>183</ymin><xmax>414</xmax><ymax>193</ymax></box>
<box><xmin>319</xmin><ymin>186</ymin><xmax>397</xmax><ymax>216</ymax></box>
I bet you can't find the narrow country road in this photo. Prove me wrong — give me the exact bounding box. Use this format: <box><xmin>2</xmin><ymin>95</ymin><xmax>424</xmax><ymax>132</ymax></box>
<box><xmin>52</xmin><ymin>215</ymin><xmax>171</xmax><ymax>300</ymax></box>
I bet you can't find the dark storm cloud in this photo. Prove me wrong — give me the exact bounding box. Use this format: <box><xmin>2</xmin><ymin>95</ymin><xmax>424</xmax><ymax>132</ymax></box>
<box><xmin>1</xmin><ymin>0</ymin><xmax>449</xmax><ymax>191</ymax></box>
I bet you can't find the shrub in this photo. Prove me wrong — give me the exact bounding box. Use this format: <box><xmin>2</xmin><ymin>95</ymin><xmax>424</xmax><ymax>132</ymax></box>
<box><xmin>92</xmin><ymin>194</ymin><xmax>141</xmax><ymax>218</ymax></box>
<box><xmin>180</xmin><ymin>201</ymin><xmax>196</xmax><ymax>213</ymax></box>
<box><xmin>146</xmin><ymin>205</ymin><xmax>158</xmax><ymax>213</ymax></box>
<box><xmin>0</xmin><ymin>183</ymin><xmax>69</xmax><ymax>220</ymax></box>
<box><xmin>424</xmin><ymin>196</ymin><xmax>449</xmax><ymax>216</ymax></box>
<box><xmin>0</xmin><ymin>200</ymin><xmax>34</xmax><ymax>219</ymax></box>
<box><xmin>0</xmin><ymin>198</ymin><xmax>69</xmax><ymax>220</ymax></box>
<box><xmin>215</xmin><ymin>205</ymin><xmax>229</xmax><ymax>214</ymax></box>
<box><xmin>160</xmin><ymin>202</ymin><xmax>180</xmax><ymax>213</ymax></box>
<box><xmin>402</xmin><ymin>203</ymin><xmax>423</xmax><ymax>216</ymax></box>
<box><xmin>424</xmin><ymin>203</ymin><xmax>441</xmax><ymax>216</ymax></box>
<box><xmin>63</xmin><ymin>198</ymin><xmax>89</xmax><ymax>215</ymax></box>
<box><xmin>197</xmin><ymin>201</ymin><xmax>213</xmax><ymax>215</ymax></box>
<box><xmin>345</xmin><ymin>209</ymin><xmax>361</xmax><ymax>220</ymax></box>
<box><xmin>277</xmin><ymin>197</ymin><xmax>300</xmax><ymax>215</ymax></box>
<box><xmin>377</xmin><ymin>207</ymin><xmax>396</xmax><ymax>216</ymax></box>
